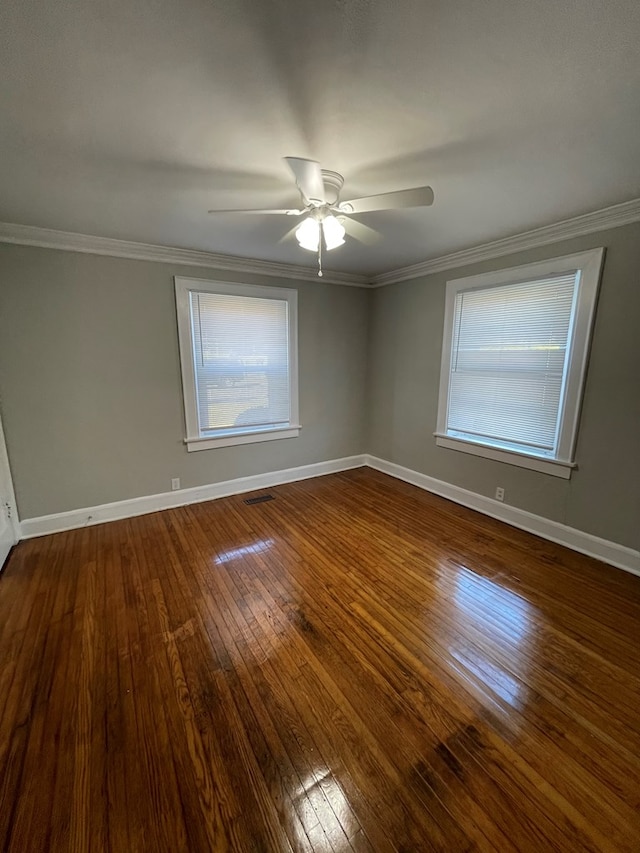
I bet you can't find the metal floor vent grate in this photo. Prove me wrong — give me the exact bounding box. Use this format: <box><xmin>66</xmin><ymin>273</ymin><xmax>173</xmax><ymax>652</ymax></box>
<box><xmin>244</xmin><ymin>494</ymin><xmax>275</xmax><ymax>505</ymax></box>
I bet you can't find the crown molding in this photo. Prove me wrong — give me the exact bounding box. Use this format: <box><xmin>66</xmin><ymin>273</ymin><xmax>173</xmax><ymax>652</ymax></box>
<box><xmin>2</xmin><ymin>197</ymin><xmax>639</xmax><ymax>289</ymax></box>
<box><xmin>370</xmin><ymin>197</ymin><xmax>640</xmax><ymax>287</ymax></box>
<box><xmin>0</xmin><ymin>221</ymin><xmax>370</xmax><ymax>288</ymax></box>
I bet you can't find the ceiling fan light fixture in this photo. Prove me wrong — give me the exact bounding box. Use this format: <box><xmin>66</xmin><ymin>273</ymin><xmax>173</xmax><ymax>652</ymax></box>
<box><xmin>295</xmin><ymin>217</ymin><xmax>320</xmax><ymax>251</ymax></box>
<box><xmin>322</xmin><ymin>215</ymin><xmax>346</xmax><ymax>250</ymax></box>
<box><xmin>208</xmin><ymin>158</ymin><xmax>434</xmax><ymax>264</ymax></box>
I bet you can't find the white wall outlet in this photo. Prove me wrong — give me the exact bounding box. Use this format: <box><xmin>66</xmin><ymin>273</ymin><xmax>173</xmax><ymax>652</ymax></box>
<box><xmin>171</xmin><ymin>478</ymin><xmax>181</xmax><ymax>491</ymax></box>
<box><xmin>495</xmin><ymin>487</ymin><xmax>505</xmax><ymax>501</ymax></box>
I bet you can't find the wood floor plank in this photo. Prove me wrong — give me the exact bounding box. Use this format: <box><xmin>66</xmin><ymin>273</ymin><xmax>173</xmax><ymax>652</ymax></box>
<box><xmin>176</xmin><ymin>518</ymin><xmax>357</xmax><ymax>851</ymax></box>
<box><xmin>236</xmin><ymin>557</ymin><xmax>477</xmax><ymax>851</ymax></box>
<box><xmin>1</xmin><ymin>468</ymin><xmax>639</xmax><ymax>851</ymax></box>
<box><xmin>149</xmin><ymin>511</ymin><xmax>294</xmax><ymax>852</ymax></box>
<box><xmin>6</xmin><ymin>530</ymin><xmax>77</xmax><ymax>850</ymax></box>
<box><xmin>244</xmin><ymin>549</ymin><xmax>520</xmax><ymax>852</ymax></box>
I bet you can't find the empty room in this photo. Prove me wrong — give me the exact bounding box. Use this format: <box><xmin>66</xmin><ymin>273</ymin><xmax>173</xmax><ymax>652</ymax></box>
<box><xmin>0</xmin><ymin>1</ymin><xmax>639</xmax><ymax>851</ymax></box>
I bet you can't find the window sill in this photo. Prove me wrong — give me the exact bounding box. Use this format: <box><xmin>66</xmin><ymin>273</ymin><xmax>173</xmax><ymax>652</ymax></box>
<box><xmin>186</xmin><ymin>425</ymin><xmax>301</xmax><ymax>452</ymax></box>
<box><xmin>434</xmin><ymin>433</ymin><xmax>575</xmax><ymax>479</ymax></box>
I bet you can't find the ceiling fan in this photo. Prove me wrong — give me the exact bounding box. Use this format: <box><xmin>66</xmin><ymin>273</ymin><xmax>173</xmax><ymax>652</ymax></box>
<box><xmin>208</xmin><ymin>157</ymin><xmax>434</xmax><ymax>276</ymax></box>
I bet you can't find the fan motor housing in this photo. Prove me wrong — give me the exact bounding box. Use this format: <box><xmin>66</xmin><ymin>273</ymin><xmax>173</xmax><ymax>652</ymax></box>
<box><xmin>321</xmin><ymin>170</ymin><xmax>344</xmax><ymax>205</ymax></box>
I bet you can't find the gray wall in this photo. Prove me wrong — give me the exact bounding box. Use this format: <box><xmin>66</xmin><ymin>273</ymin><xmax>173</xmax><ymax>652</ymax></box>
<box><xmin>368</xmin><ymin>222</ymin><xmax>640</xmax><ymax>551</ymax></box>
<box><xmin>1</xmin><ymin>222</ymin><xmax>638</xmax><ymax>552</ymax></box>
<box><xmin>0</xmin><ymin>245</ymin><xmax>368</xmax><ymax>518</ymax></box>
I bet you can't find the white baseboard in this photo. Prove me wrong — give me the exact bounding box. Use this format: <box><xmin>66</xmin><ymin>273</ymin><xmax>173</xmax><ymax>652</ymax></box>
<box><xmin>19</xmin><ymin>455</ymin><xmax>367</xmax><ymax>539</ymax></box>
<box><xmin>365</xmin><ymin>455</ymin><xmax>640</xmax><ymax>577</ymax></box>
<box><xmin>18</xmin><ymin>452</ymin><xmax>639</xmax><ymax>578</ymax></box>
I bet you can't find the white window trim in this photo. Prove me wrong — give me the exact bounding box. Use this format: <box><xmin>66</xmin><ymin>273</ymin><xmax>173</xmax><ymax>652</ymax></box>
<box><xmin>435</xmin><ymin>248</ymin><xmax>605</xmax><ymax>478</ymax></box>
<box><xmin>175</xmin><ymin>276</ymin><xmax>300</xmax><ymax>452</ymax></box>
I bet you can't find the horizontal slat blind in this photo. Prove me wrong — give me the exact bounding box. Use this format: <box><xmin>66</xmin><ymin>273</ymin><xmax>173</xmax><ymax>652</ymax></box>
<box><xmin>447</xmin><ymin>274</ymin><xmax>578</xmax><ymax>454</ymax></box>
<box><xmin>190</xmin><ymin>292</ymin><xmax>290</xmax><ymax>435</ymax></box>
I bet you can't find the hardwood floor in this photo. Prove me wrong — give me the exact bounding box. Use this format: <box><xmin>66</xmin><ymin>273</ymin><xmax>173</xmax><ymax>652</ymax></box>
<box><xmin>1</xmin><ymin>467</ymin><xmax>639</xmax><ymax>852</ymax></box>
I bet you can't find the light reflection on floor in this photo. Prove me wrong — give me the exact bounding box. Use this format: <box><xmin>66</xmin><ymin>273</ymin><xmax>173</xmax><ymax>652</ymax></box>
<box><xmin>214</xmin><ymin>538</ymin><xmax>274</xmax><ymax>564</ymax></box>
<box><xmin>293</xmin><ymin>768</ymin><xmax>354</xmax><ymax>849</ymax></box>
<box><xmin>444</xmin><ymin>564</ymin><xmax>534</xmax><ymax>710</ymax></box>
<box><xmin>208</xmin><ymin>538</ymin><xmax>278</xmax><ymax>669</ymax></box>
<box><xmin>454</xmin><ymin>569</ymin><xmax>531</xmax><ymax>643</ymax></box>
<box><xmin>449</xmin><ymin>644</ymin><xmax>524</xmax><ymax>706</ymax></box>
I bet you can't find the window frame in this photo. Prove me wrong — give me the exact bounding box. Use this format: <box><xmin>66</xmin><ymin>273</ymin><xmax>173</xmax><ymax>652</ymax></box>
<box><xmin>435</xmin><ymin>248</ymin><xmax>605</xmax><ymax>479</ymax></box>
<box><xmin>175</xmin><ymin>276</ymin><xmax>300</xmax><ymax>452</ymax></box>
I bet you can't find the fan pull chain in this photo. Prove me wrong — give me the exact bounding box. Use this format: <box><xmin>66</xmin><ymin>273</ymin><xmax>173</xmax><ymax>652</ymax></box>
<box><xmin>317</xmin><ymin>236</ymin><xmax>323</xmax><ymax>277</ymax></box>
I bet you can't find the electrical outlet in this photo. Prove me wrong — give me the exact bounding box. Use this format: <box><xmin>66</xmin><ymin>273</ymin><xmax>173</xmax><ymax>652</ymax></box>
<box><xmin>495</xmin><ymin>487</ymin><xmax>505</xmax><ymax>502</ymax></box>
<box><xmin>171</xmin><ymin>478</ymin><xmax>180</xmax><ymax>491</ymax></box>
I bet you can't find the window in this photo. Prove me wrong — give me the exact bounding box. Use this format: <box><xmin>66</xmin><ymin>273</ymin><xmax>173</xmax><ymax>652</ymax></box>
<box><xmin>435</xmin><ymin>249</ymin><xmax>604</xmax><ymax>478</ymax></box>
<box><xmin>175</xmin><ymin>277</ymin><xmax>299</xmax><ymax>451</ymax></box>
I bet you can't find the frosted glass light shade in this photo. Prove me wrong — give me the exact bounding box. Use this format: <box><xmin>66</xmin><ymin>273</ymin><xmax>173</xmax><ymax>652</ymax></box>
<box><xmin>322</xmin><ymin>215</ymin><xmax>346</xmax><ymax>250</ymax></box>
<box><xmin>295</xmin><ymin>217</ymin><xmax>320</xmax><ymax>251</ymax></box>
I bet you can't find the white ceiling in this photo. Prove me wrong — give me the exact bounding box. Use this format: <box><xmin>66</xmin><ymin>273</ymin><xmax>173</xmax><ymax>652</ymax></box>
<box><xmin>1</xmin><ymin>0</ymin><xmax>639</xmax><ymax>277</ymax></box>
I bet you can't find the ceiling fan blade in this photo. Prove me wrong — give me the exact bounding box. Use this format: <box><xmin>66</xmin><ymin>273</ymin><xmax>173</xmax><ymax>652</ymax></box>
<box><xmin>341</xmin><ymin>186</ymin><xmax>434</xmax><ymax>214</ymax></box>
<box><xmin>208</xmin><ymin>207</ymin><xmax>303</xmax><ymax>215</ymax></box>
<box><xmin>284</xmin><ymin>157</ymin><xmax>326</xmax><ymax>205</ymax></box>
<box><xmin>340</xmin><ymin>216</ymin><xmax>380</xmax><ymax>245</ymax></box>
<box><xmin>278</xmin><ymin>222</ymin><xmax>301</xmax><ymax>244</ymax></box>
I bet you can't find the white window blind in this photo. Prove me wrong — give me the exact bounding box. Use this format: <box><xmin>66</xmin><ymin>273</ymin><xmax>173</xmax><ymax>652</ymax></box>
<box><xmin>446</xmin><ymin>273</ymin><xmax>579</xmax><ymax>456</ymax></box>
<box><xmin>189</xmin><ymin>290</ymin><xmax>291</xmax><ymax>437</ymax></box>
